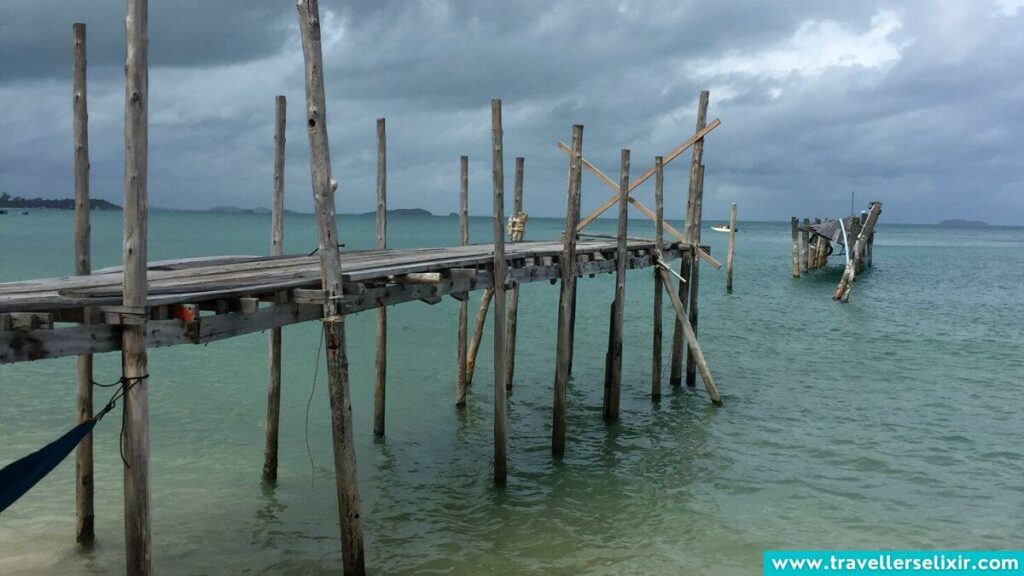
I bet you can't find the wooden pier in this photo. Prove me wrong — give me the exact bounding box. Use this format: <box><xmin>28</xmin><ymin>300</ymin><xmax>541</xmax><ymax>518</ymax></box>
<box><xmin>790</xmin><ymin>201</ymin><xmax>882</xmax><ymax>302</ymax></box>
<box><xmin>0</xmin><ymin>2</ymin><xmax>726</xmax><ymax>573</ymax></box>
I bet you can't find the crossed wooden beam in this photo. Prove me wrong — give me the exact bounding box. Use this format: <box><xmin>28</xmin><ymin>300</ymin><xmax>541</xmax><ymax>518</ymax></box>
<box><xmin>557</xmin><ymin>118</ymin><xmax>722</xmax><ymax>269</ymax></box>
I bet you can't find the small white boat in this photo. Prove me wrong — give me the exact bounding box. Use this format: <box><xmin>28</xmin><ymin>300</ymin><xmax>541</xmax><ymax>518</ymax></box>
<box><xmin>711</xmin><ymin>224</ymin><xmax>736</xmax><ymax>233</ymax></box>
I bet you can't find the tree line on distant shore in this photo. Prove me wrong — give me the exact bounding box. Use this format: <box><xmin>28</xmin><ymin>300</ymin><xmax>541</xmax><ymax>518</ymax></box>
<box><xmin>0</xmin><ymin>193</ymin><xmax>121</xmax><ymax>210</ymax></box>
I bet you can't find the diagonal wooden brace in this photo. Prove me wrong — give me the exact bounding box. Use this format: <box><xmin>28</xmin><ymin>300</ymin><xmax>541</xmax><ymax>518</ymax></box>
<box><xmin>563</xmin><ymin>118</ymin><xmax>721</xmax><ymax>232</ymax></box>
<box><xmin>558</xmin><ymin>135</ymin><xmax>722</xmax><ymax>270</ymax></box>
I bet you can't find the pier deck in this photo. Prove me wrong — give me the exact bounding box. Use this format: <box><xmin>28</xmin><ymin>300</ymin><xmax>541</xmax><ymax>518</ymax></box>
<box><xmin>0</xmin><ymin>239</ymin><xmax>690</xmax><ymax>363</ymax></box>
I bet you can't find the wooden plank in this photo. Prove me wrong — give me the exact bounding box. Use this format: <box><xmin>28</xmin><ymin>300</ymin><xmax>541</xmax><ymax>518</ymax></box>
<box><xmin>296</xmin><ymin>1</ymin><xmax>364</xmax><ymax>573</ymax></box>
<box><xmin>264</xmin><ymin>94</ymin><xmax>286</xmax><ymax>483</ymax></box>
<box><xmin>456</xmin><ymin>155</ymin><xmax>469</xmax><ymax>408</ymax></box>
<box><xmin>374</xmin><ymin>117</ymin><xmax>387</xmax><ymax>438</ymax></box>
<box><xmin>603</xmin><ymin>149</ymin><xmax>629</xmax><ymax>421</ymax></box>
<box><xmin>490</xmin><ymin>99</ymin><xmax>508</xmax><ymax>485</ymax></box>
<box><xmin>73</xmin><ymin>21</ymin><xmax>95</xmax><ymax>546</ymax></box>
<box><xmin>121</xmin><ymin>1</ymin><xmax>151</xmax><ymax>572</ymax></box>
<box><xmin>553</xmin><ymin>124</ymin><xmax>582</xmax><ymax>457</ymax></box>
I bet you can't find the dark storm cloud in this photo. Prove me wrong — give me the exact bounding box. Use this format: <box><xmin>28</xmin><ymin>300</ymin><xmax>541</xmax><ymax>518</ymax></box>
<box><xmin>0</xmin><ymin>0</ymin><xmax>1021</xmax><ymax>224</ymax></box>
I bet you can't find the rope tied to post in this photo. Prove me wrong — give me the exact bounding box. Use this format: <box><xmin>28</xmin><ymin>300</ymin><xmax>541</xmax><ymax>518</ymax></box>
<box><xmin>92</xmin><ymin>373</ymin><xmax>148</xmax><ymax>467</ymax></box>
<box><xmin>0</xmin><ymin>372</ymin><xmax>148</xmax><ymax>513</ymax></box>
<box><xmin>507</xmin><ymin>212</ymin><xmax>528</xmax><ymax>242</ymax></box>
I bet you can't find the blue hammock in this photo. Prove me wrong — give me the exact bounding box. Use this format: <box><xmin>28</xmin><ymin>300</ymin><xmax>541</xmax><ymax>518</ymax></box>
<box><xmin>0</xmin><ymin>418</ymin><xmax>97</xmax><ymax>513</ymax></box>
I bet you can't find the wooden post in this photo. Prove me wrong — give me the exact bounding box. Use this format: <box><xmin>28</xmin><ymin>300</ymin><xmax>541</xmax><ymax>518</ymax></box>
<box><xmin>455</xmin><ymin>155</ymin><xmax>470</xmax><ymax>407</ymax></box>
<box><xmin>121</xmin><ymin>1</ymin><xmax>151</xmax><ymax>573</ymax></box>
<box><xmin>373</xmin><ymin>118</ymin><xmax>387</xmax><ymax>438</ymax></box>
<box><xmin>651</xmin><ymin>156</ymin><xmax>664</xmax><ymax>400</ymax></box>
<box><xmin>296</xmin><ymin>1</ymin><xmax>365</xmax><ymax>572</ymax></box>
<box><xmin>857</xmin><ymin>210</ymin><xmax>868</xmax><ymax>272</ymax></box>
<box><xmin>670</xmin><ymin>90</ymin><xmax>708</xmax><ymax>387</ymax></box>
<box><xmin>263</xmin><ymin>95</ymin><xmax>286</xmax><ymax>482</ymax></box>
<box><xmin>504</xmin><ymin>157</ymin><xmax>524</xmax><ymax>391</ymax></box>
<box><xmin>465</xmin><ymin>289</ymin><xmax>492</xmax><ymax>386</ymax></box>
<box><xmin>684</xmin><ymin>164</ymin><xmax>706</xmax><ymax>389</ymax></box>
<box><xmin>490</xmin><ymin>99</ymin><xmax>508</xmax><ymax>485</ymax></box>
<box><xmin>656</xmin><ymin>262</ymin><xmax>722</xmax><ymax>405</ymax></box>
<box><xmin>801</xmin><ymin>218</ymin><xmax>810</xmax><ymax>272</ymax></box>
<box><xmin>834</xmin><ymin>202</ymin><xmax>881</xmax><ymax>302</ymax></box>
<box><xmin>603</xmin><ymin>149</ymin><xmax>629</xmax><ymax>421</ymax></box>
<box><xmin>813</xmin><ymin>218</ymin><xmax>822</xmax><ymax>269</ymax></box>
<box><xmin>72</xmin><ymin>22</ymin><xmax>95</xmax><ymax>547</ymax></box>
<box><xmin>790</xmin><ymin>217</ymin><xmax>800</xmax><ymax>278</ymax></box>
<box><xmin>866</xmin><ymin>212</ymin><xmax>874</xmax><ymax>268</ymax></box>
<box><xmin>726</xmin><ymin>203</ymin><xmax>737</xmax><ymax>293</ymax></box>
<box><xmin>553</xmin><ymin>124</ymin><xmax>583</xmax><ymax>457</ymax></box>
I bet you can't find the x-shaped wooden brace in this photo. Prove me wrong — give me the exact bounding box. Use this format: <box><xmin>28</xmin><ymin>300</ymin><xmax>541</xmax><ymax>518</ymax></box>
<box><xmin>557</xmin><ymin>118</ymin><xmax>722</xmax><ymax>269</ymax></box>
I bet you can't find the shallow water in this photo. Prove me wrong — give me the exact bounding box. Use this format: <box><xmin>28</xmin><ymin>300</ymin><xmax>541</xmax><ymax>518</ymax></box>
<box><xmin>1</xmin><ymin>211</ymin><xmax>1022</xmax><ymax>574</ymax></box>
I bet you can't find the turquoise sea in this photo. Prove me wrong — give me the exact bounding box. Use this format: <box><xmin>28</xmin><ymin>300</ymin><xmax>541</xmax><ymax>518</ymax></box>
<box><xmin>1</xmin><ymin>210</ymin><xmax>1022</xmax><ymax>574</ymax></box>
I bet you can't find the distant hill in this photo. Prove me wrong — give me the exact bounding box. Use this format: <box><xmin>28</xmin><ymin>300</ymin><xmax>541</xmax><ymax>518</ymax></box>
<box><xmin>0</xmin><ymin>193</ymin><xmax>121</xmax><ymax>210</ymax></box>
<box><xmin>939</xmin><ymin>219</ymin><xmax>988</xmax><ymax>228</ymax></box>
<box><xmin>357</xmin><ymin>208</ymin><xmax>433</xmax><ymax>217</ymax></box>
<box><xmin>208</xmin><ymin>205</ymin><xmax>272</xmax><ymax>214</ymax></box>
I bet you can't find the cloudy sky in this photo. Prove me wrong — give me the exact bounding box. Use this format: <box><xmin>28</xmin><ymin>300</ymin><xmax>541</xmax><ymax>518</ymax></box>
<box><xmin>1</xmin><ymin>0</ymin><xmax>1022</xmax><ymax>224</ymax></box>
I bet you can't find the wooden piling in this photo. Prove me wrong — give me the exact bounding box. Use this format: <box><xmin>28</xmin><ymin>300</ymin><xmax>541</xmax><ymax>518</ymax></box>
<box><xmin>504</xmin><ymin>157</ymin><xmax>524</xmax><ymax>391</ymax></box>
<box><xmin>373</xmin><ymin>118</ymin><xmax>387</xmax><ymax>438</ymax></box>
<box><xmin>813</xmin><ymin>218</ymin><xmax>823</xmax><ymax>268</ymax></box>
<box><xmin>553</xmin><ymin>124</ymin><xmax>583</xmax><ymax>457</ymax></box>
<box><xmin>603</xmin><ymin>149</ymin><xmax>629</xmax><ymax>421</ymax></box>
<box><xmin>670</xmin><ymin>90</ymin><xmax>708</xmax><ymax>387</ymax></box>
<box><xmin>655</xmin><ymin>260</ymin><xmax>721</xmax><ymax>405</ymax></box>
<box><xmin>490</xmin><ymin>99</ymin><xmax>508</xmax><ymax>485</ymax></box>
<box><xmin>684</xmin><ymin>164</ymin><xmax>706</xmax><ymax>389</ymax></box>
<box><xmin>834</xmin><ymin>202</ymin><xmax>882</xmax><ymax>302</ymax></box>
<box><xmin>121</xmin><ymin>1</ymin><xmax>151</xmax><ymax>573</ymax></box>
<box><xmin>263</xmin><ymin>95</ymin><xmax>286</xmax><ymax>482</ymax></box>
<box><xmin>72</xmin><ymin>21</ymin><xmax>95</xmax><ymax>547</ymax></box>
<box><xmin>801</xmin><ymin>217</ymin><xmax>810</xmax><ymax>272</ymax></box>
<box><xmin>726</xmin><ymin>203</ymin><xmax>737</xmax><ymax>293</ymax></box>
<box><xmin>296</xmin><ymin>1</ymin><xmax>365</xmax><ymax>571</ymax></box>
<box><xmin>455</xmin><ymin>155</ymin><xmax>470</xmax><ymax>407</ymax></box>
<box><xmin>791</xmin><ymin>217</ymin><xmax>800</xmax><ymax>278</ymax></box>
<box><xmin>465</xmin><ymin>289</ymin><xmax>492</xmax><ymax>386</ymax></box>
<box><xmin>857</xmin><ymin>211</ymin><xmax>868</xmax><ymax>273</ymax></box>
<box><xmin>651</xmin><ymin>156</ymin><xmax>664</xmax><ymax>400</ymax></box>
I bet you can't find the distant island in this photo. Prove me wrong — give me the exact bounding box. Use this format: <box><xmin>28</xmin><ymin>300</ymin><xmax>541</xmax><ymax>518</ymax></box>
<box><xmin>939</xmin><ymin>219</ymin><xmax>988</xmax><ymax>228</ymax></box>
<box><xmin>208</xmin><ymin>205</ymin><xmax>272</xmax><ymax>214</ymax></box>
<box><xmin>0</xmin><ymin>193</ymin><xmax>121</xmax><ymax>210</ymax></box>
<box><xmin>356</xmin><ymin>208</ymin><xmax>432</xmax><ymax>217</ymax></box>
